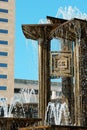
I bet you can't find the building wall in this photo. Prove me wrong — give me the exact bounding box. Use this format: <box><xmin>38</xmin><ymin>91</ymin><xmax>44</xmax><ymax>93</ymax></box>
<box><xmin>0</xmin><ymin>0</ymin><xmax>15</xmax><ymax>104</ymax></box>
<box><xmin>14</xmin><ymin>79</ymin><xmax>62</xmax><ymax>103</ymax></box>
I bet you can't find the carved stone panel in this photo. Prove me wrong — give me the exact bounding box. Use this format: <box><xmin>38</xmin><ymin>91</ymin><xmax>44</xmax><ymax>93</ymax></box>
<box><xmin>50</xmin><ymin>51</ymin><xmax>72</xmax><ymax>78</ymax></box>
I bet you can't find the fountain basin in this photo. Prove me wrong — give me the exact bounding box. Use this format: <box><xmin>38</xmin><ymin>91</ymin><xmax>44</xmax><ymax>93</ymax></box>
<box><xmin>19</xmin><ymin>125</ymin><xmax>87</xmax><ymax>130</ymax></box>
<box><xmin>51</xmin><ymin>125</ymin><xmax>87</xmax><ymax>130</ymax></box>
<box><xmin>0</xmin><ymin>117</ymin><xmax>42</xmax><ymax>130</ymax></box>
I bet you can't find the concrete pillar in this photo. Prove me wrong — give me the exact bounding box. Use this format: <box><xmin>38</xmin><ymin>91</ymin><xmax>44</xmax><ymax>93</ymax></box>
<box><xmin>38</xmin><ymin>38</ymin><xmax>51</xmax><ymax>125</ymax></box>
<box><xmin>61</xmin><ymin>39</ymin><xmax>74</xmax><ymax>124</ymax></box>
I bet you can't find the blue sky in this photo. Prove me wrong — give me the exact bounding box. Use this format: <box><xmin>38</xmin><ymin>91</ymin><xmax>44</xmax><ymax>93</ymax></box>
<box><xmin>15</xmin><ymin>0</ymin><xmax>87</xmax><ymax>80</ymax></box>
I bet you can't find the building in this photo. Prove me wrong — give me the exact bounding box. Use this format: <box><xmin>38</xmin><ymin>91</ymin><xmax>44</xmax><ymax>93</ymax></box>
<box><xmin>14</xmin><ymin>79</ymin><xmax>62</xmax><ymax>103</ymax></box>
<box><xmin>0</xmin><ymin>0</ymin><xmax>15</xmax><ymax>104</ymax></box>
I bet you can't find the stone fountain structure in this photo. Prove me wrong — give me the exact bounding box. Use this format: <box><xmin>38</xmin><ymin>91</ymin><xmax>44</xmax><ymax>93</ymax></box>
<box><xmin>0</xmin><ymin>89</ymin><xmax>41</xmax><ymax>130</ymax></box>
<box><xmin>22</xmin><ymin>16</ymin><xmax>87</xmax><ymax>127</ymax></box>
<box><xmin>1</xmin><ymin>15</ymin><xmax>86</xmax><ymax>130</ymax></box>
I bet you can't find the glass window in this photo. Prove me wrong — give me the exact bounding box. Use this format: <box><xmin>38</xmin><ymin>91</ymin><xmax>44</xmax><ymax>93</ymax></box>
<box><xmin>0</xmin><ymin>0</ymin><xmax>8</xmax><ymax>2</ymax></box>
<box><xmin>0</xmin><ymin>52</ymin><xmax>8</xmax><ymax>56</ymax></box>
<box><xmin>0</xmin><ymin>63</ymin><xmax>7</xmax><ymax>67</ymax></box>
<box><xmin>0</xmin><ymin>18</ymin><xmax>8</xmax><ymax>22</ymax></box>
<box><xmin>0</xmin><ymin>86</ymin><xmax>7</xmax><ymax>90</ymax></box>
<box><xmin>0</xmin><ymin>40</ymin><xmax>8</xmax><ymax>45</ymax></box>
<box><xmin>0</xmin><ymin>75</ymin><xmax>7</xmax><ymax>79</ymax></box>
<box><xmin>0</xmin><ymin>8</ymin><xmax>8</xmax><ymax>13</ymax></box>
<box><xmin>0</xmin><ymin>29</ymin><xmax>8</xmax><ymax>34</ymax></box>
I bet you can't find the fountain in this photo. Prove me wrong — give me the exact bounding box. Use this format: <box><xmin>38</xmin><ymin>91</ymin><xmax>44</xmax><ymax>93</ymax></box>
<box><xmin>8</xmin><ymin>96</ymin><xmax>25</xmax><ymax>118</ymax></box>
<box><xmin>6</xmin><ymin>88</ymin><xmax>38</xmax><ymax>118</ymax></box>
<box><xmin>20</xmin><ymin>88</ymin><xmax>38</xmax><ymax>103</ymax></box>
<box><xmin>20</xmin><ymin>88</ymin><xmax>38</xmax><ymax>118</ymax></box>
<box><xmin>0</xmin><ymin>88</ymin><xmax>38</xmax><ymax>118</ymax></box>
<box><xmin>0</xmin><ymin>92</ymin><xmax>41</xmax><ymax>130</ymax></box>
<box><xmin>0</xmin><ymin>97</ymin><xmax>8</xmax><ymax>117</ymax></box>
<box><xmin>21</xmin><ymin>13</ymin><xmax>87</xmax><ymax>129</ymax></box>
<box><xmin>45</xmin><ymin>96</ymin><xmax>70</xmax><ymax>126</ymax></box>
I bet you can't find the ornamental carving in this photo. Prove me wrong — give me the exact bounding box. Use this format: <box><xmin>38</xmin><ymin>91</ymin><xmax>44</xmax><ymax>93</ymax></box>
<box><xmin>50</xmin><ymin>51</ymin><xmax>72</xmax><ymax>78</ymax></box>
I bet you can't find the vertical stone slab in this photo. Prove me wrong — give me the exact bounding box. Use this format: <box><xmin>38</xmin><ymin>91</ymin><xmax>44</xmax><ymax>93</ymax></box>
<box><xmin>61</xmin><ymin>39</ymin><xmax>74</xmax><ymax>124</ymax></box>
<box><xmin>38</xmin><ymin>38</ymin><xmax>51</xmax><ymax>125</ymax></box>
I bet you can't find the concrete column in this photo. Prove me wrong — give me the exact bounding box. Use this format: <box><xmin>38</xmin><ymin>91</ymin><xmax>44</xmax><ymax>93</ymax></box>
<box><xmin>38</xmin><ymin>38</ymin><xmax>51</xmax><ymax>125</ymax></box>
<box><xmin>74</xmin><ymin>40</ymin><xmax>82</xmax><ymax>126</ymax></box>
<box><xmin>61</xmin><ymin>39</ymin><xmax>74</xmax><ymax>124</ymax></box>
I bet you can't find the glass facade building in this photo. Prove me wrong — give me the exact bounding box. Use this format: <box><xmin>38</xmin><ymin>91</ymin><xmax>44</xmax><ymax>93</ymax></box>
<box><xmin>0</xmin><ymin>0</ymin><xmax>15</xmax><ymax>103</ymax></box>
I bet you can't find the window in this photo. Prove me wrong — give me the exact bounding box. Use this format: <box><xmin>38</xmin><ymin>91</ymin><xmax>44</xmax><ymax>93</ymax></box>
<box><xmin>0</xmin><ymin>29</ymin><xmax>8</xmax><ymax>34</ymax></box>
<box><xmin>0</xmin><ymin>75</ymin><xmax>7</xmax><ymax>79</ymax></box>
<box><xmin>0</xmin><ymin>8</ymin><xmax>8</xmax><ymax>13</ymax></box>
<box><xmin>14</xmin><ymin>88</ymin><xmax>20</xmax><ymax>93</ymax></box>
<box><xmin>0</xmin><ymin>18</ymin><xmax>8</xmax><ymax>22</ymax></box>
<box><xmin>0</xmin><ymin>63</ymin><xmax>7</xmax><ymax>67</ymax></box>
<box><xmin>0</xmin><ymin>0</ymin><xmax>8</xmax><ymax>2</ymax></box>
<box><xmin>0</xmin><ymin>86</ymin><xmax>7</xmax><ymax>90</ymax></box>
<box><xmin>0</xmin><ymin>52</ymin><xmax>8</xmax><ymax>56</ymax></box>
<box><xmin>0</xmin><ymin>40</ymin><xmax>8</xmax><ymax>45</ymax></box>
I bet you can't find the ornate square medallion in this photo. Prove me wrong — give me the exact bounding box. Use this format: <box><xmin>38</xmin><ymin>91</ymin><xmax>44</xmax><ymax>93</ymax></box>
<box><xmin>50</xmin><ymin>51</ymin><xmax>72</xmax><ymax>78</ymax></box>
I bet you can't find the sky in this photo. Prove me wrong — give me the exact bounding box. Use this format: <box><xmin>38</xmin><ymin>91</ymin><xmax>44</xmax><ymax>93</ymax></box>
<box><xmin>15</xmin><ymin>0</ymin><xmax>87</xmax><ymax>81</ymax></box>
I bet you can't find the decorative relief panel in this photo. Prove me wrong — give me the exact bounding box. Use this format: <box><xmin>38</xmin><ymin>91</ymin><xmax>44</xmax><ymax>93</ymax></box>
<box><xmin>50</xmin><ymin>51</ymin><xmax>72</xmax><ymax>78</ymax></box>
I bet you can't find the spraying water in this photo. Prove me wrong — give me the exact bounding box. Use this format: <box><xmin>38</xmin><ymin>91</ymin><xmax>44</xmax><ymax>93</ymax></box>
<box><xmin>45</xmin><ymin>100</ymin><xmax>70</xmax><ymax>125</ymax></box>
<box><xmin>8</xmin><ymin>96</ymin><xmax>25</xmax><ymax>117</ymax></box>
<box><xmin>20</xmin><ymin>88</ymin><xmax>38</xmax><ymax>103</ymax></box>
<box><xmin>56</xmin><ymin>6</ymin><xmax>87</xmax><ymax>20</ymax></box>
